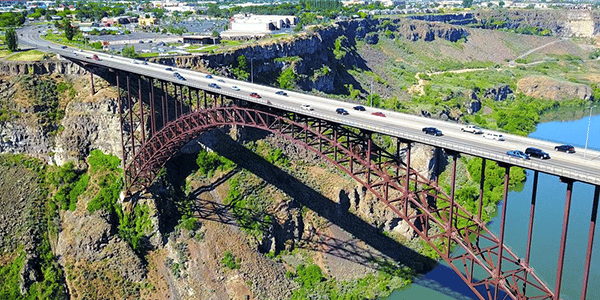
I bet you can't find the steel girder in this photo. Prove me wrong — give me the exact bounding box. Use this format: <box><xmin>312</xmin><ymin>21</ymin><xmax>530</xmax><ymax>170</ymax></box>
<box><xmin>122</xmin><ymin>106</ymin><xmax>553</xmax><ymax>300</ymax></box>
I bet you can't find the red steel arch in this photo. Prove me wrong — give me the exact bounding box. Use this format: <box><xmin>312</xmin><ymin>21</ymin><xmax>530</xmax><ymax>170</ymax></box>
<box><xmin>124</xmin><ymin>106</ymin><xmax>553</xmax><ymax>300</ymax></box>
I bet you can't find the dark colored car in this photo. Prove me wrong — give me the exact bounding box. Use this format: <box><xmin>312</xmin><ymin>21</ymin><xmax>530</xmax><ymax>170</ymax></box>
<box><xmin>525</xmin><ymin>147</ymin><xmax>550</xmax><ymax>159</ymax></box>
<box><xmin>276</xmin><ymin>91</ymin><xmax>288</xmax><ymax>96</ymax></box>
<box><xmin>507</xmin><ymin>150</ymin><xmax>530</xmax><ymax>160</ymax></box>
<box><xmin>173</xmin><ymin>72</ymin><xmax>181</xmax><ymax>78</ymax></box>
<box><xmin>250</xmin><ymin>92</ymin><xmax>261</xmax><ymax>98</ymax></box>
<box><xmin>165</xmin><ymin>67</ymin><xmax>173</xmax><ymax>71</ymax></box>
<box><xmin>218</xmin><ymin>79</ymin><xmax>225</xmax><ymax>83</ymax></box>
<box><xmin>208</xmin><ymin>83</ymin><xmax>220</xmax><ymax>89</ymax></box>
<box><xmin>205</xmin><ymin>74</ymin><xmax>213</xmax><ymax>79</ymax></box>
<box><xmin>371</xmin><ymin>111</ymin><xmax>386</xmax><ymax>117</ymax></box>
<box><xmin>336</xmin><ymin>108</ymin><xmax>349</xmax><ymax>115</ymax></box>
<box><xmin>422</xmin><ymin>127</ymin><xmax>443</xmax><ymax>136</ymax></box>
<box><xmin>554</xmin><ymin>144</ymin><xmax>575</xmax><ymax>153</ymax></box>
<box><xmin>353</xmin><ymin>105</ymin><xmax>365</xmax><ymax>111</ymax></box>
<box><xmin>61</xmin><ymin>45</ymin><xmax>67</xmax><ymax>49</ymax></box>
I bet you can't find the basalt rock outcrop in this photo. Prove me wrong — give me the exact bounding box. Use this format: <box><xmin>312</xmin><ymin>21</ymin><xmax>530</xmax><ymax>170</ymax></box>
<box><xmin>408</xmin><ymin>13</ymin><xmax>478</xmax><ymax>26</ymax></box>
<box><xmin>0</xmin><ymin>61</ymin><xmax>87</xmax><ymax>76</ymax></box>
<box><xmin>475</xmin><ymin>9</ymin><xmax>600</xmax><ymax>37</ymax></box>
<box><xmin>517</xmin><ymin>75</ymin><xmax>594</xmax><ymax>101</ymax></box>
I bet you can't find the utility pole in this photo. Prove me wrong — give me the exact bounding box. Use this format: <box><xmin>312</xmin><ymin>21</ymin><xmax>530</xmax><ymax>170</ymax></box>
<box><xmin>370</xmin><ymin>78</ymin><xmax>373</xmax><ymax>106</ymax></box>
<box><xmin>584</xmin><ymin>105</ymin><xmax>596</xmax><ymax>159</ymax></box>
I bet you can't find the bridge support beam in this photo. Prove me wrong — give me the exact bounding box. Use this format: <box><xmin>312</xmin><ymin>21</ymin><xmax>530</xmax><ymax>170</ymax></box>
<box><xmin>494</xmin><ymin>165</ymin><xmax>510</xmax><ymax>300</ymax></box>
<box><xmin>581</xmin><ymin>185</ymin><xmax>600</xmax><ymax>300</ymax></box>
<box><xmin>138</xmin><ymin>77</ymin><xmax>146</xmax><ymax>144</ymax></box>
<box><xmin>404</xmin><ymin>142</ymin><xmax>411</xmax><ymax>217</ymax></box>
<box><xmin>555</xmin><ymin>178</ymin><xmax>575</xmax><ymax>300</ymax></box>
<box><xmin>523</xmin><ymin>170</ymin><xmax>539</xmax><ymax>294</ymax></box>
<box><xmin>447</xmin><ymin>153</ymin><xmax>457</xmax><ymax>255</ymax></box>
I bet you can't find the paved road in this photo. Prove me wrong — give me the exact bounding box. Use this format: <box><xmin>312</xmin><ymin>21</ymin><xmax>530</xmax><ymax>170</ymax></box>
<box><xmin>18</xmin><ymin>25</ymin><xmax>600</xmax><ymax>186</ymax></box>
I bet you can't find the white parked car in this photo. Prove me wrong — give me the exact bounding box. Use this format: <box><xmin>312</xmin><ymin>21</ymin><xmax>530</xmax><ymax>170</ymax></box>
<box><xmin>231</xmin><ymin>86</ymin><xmax>240</xmax><ymax>91</ymax></box>
<box><xmin>461</xmin><ymin>125</ymin><xmax>483</xmax><ymax>134</ymax></box>
<box><xmin>483</xmin><ymin>132</ymin><xmax>505</xmax><ymax>141</ymax></box>
<box><xmin>301</xmin><ymin>104</ymin><xmax>313</xmax><ymax>111</ymax></box>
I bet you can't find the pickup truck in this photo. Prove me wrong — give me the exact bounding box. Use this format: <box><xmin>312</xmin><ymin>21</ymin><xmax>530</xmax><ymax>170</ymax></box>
<box><xmin>461</xmin><ymin>125</ymin><xmax>483</xmax><ymax>134</ymax></box>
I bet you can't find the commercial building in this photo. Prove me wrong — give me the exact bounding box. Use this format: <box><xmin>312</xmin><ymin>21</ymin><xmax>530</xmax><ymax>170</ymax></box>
<box><xmin>228</xmin><ymin>14</ymin><xmax>298</xmax><ymax>34</ymax></box>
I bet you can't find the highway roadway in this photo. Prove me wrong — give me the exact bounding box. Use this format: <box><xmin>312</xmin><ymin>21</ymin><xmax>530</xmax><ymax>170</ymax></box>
<box><xmin>18</xmin><ymin>25</ymin><xmax>600</xmax><ymax>185</ymax></box>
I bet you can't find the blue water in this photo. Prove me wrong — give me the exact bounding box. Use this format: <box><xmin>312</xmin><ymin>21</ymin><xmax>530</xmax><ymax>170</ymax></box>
<box><xmin>387</xmin><ymin>113</ymin><xmax>600</xmax><ymax>299</ymax></box>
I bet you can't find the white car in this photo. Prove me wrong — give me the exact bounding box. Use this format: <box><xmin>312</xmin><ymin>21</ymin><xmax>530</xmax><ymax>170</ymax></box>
<box><xmin>461</xmin><ymin>125</ymin><xmax>483</xmax><ymax>134</ymax></box>
<box><xmin>301</xmin><ymin>104</ymin><xmax>313</xmax><ymax>111</ymax></box>
<box><xmin>231</xmin><ymin>86</ymin><xmax>240</xmax><ymax>91</ymax></box>
<box><xmin>483</xmin><ymin>132</ymin><xmax>505</xmax><ymax>141</ymax></box>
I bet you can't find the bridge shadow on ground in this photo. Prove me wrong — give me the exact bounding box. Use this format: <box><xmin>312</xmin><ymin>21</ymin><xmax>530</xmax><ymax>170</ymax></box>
<box><xmin>180</xmin><ymin>129</ymin><xmax>481</xmax><ymax>299</ymax></box>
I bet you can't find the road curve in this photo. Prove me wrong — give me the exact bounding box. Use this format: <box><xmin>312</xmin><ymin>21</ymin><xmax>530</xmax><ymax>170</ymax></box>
<box><xmin>18</xmin><ymin>25</ymin><xmax>600</xmax><ymax>186</ymax></box>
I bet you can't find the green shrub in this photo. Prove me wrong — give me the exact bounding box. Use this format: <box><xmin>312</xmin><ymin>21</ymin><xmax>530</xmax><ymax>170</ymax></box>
<box><xmin>195</xmin><ymin>149</ymin><xmax>235</xmax><ymax>177</ymax></box>
<box><xmin>278</xmin><ymin>67</ymin><xmax>296</xmax><ymax>89</ymax></box>
<box><xmin>221</xmin><ymin>251</ymin><xmax>240</xmax><ymax>269</ymax></box>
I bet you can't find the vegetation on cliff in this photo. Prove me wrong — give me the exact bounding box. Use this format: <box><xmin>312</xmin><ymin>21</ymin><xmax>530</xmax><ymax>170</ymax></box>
<box><xmin>0</xmin><ymin>155</ymin><xmax>67</xmax><ymax>299</ymax></box>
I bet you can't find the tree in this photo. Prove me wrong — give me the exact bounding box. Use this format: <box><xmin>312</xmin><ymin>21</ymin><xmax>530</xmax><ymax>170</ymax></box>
<box><xmin>63</xmin><ymin>18</ymin><xmax>75</xmax><ymax>41</ymax></box>
<box><xmin>121</xmin><ymin>45</ymin><xmax>137</xmax><ymax>58</ymax></box>
<box><xmin>462</xmin><ymin>0</ymin><xmax>473</xmax><ymax>8</ymax></box>
<box><xmin>499</xmin><ymin>1</ymin><xmax>505</xmax><ymax>7</ymax></box>
<box><xmin>5</xmin><ymin>27</ymin><xmax>18</xmax><ymax>52</ymax></box>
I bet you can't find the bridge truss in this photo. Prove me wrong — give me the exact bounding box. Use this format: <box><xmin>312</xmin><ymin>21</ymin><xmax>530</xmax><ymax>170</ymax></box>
<box><xmin>99</xmin><ymin>69</ymin><xmax>599</xmax><ymax>300</ymax></box>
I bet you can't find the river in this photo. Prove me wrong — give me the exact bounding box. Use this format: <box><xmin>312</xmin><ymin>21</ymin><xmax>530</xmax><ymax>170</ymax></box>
<box><xmin>387</xmin><ymin>112</ymin><xmax>600</xmax><ymax>300</ymax></box>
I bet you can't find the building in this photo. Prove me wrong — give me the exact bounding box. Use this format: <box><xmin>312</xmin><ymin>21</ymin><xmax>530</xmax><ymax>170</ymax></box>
<box><xmin>138</xmin><ymin>17</ymin><xmax>157</xmax><ymax>26</ymax></box>
<box><xmin>228</xmin><ymin>14</ymin><xmax>298</xmax><ymax>34</ymax></box>
<box><xmin>182</xmin><ymin>35</ymin><xmax>220</xmax><ymax>45</ymax></box>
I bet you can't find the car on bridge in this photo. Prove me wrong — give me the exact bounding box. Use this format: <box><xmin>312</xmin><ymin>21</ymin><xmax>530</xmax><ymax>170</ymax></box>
<box><xmin>208</xmin><ymin>83</ymin><xmax>220</xmax><ymax>89</ymax></box>
<box><xmin>205</xmin><ymin>75</ymin><xmax>213</xmax><ymax>79</ymax></box>
<box><xmin>250</xmin><ymin>92</ymin><xmax>261</xmax><ymax>98</ymax></box>
<box><xmin>461</xmin><ymin>125</ymin><xmax>483</xmax><ymax>134</ymax></box>
<box><xmin>507</xmin><ymin>150</ymin><xmax>530</xmax><ymax>160</ymax></box>
<box><xmin>525</xmin><ymin>147</ymin><xmax>550</xmax><ymax>159</ymax></box>
<box><xmin>483</xmin><ymin>132</ymin><xmax>505</xmax><ymax>141</ymax></box>
<box><xmin>173</xmin><ymin>72</ymin><xmax>186</xmax><ymax>81</ymax></box>
<box><xmin>371</xmin><ymin>112</ymin><xmax>386</xmax><ymax>117</ymax></box>
<box><xmin>336</xmin><ymin>108</ymin><xmax>349</xmax><ymax>115</ymax></box>
<box><xmin>165</xmin><ymin>67</ymin><xmax>173</xmax><ymax>71</ymax></box>
<box><xmin>353</xmin><ymin>105</ymin><xmax>366</xmax><ymax>111</ymax></box>
<box><xmin>301</xmin><ymin>104</ymin><xmax>313</xmax><ymax>111</ymax></box>
<box><xmin>61</xmin><ymin>45</ymin><xmax>67</xmax><ymax>49</ymax></box>
<box><xmin>231</xmin><ymin>86</ymin><xmax>240</xmax><ymax>91</ymax></box>
<box><xmin>92</xmin><ymin>55</ymin><xmax>99</xmax><ymax>61</ymax></box>
<box><xmin>422</xmin><ymin>127</ymin><xmax>443</xmax><ymax>136</ymax></box>
<box><xmin>218</xmin><ymin>79</ymin><xmax>225</xmax><ymax>83</ymax></box>
<box><xmin>276</xmin><ymin>91</ymin><xmax>288</xmax><ymax>96</ymax></box>
<box><xmin>554</xmin><ymin>144</ymin><xmax>575</xmax><ymax>153</ymax></box>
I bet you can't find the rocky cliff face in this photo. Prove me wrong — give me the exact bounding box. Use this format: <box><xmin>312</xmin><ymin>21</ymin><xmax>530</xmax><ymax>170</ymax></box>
<box><xmin>53</xmin><ymin>99</ymin><xmax>122</xmax><ymax>165</ymax></box>
<box><xmin>0</xmin><ymin>97</ymin><xmax>121</xmax><ymax>164</ymax></box>
<box><xmin>0</xmin><ymin>61</ymin><xmax>87</xmax><ymax>76</ymax></box>
<box><xmin>408</xmin><ymin>13</ymin><xmax>478</xmax><ymax>26</ymax></box>
<box><xmin>152</xmin><ymin>18</ymin><xmax>469</xmax><ymax>95</ymax></box>
<box><xmin>475</xmin><ymin>9</ymin><xmax>600</xmax><ymax>37</ymax></box>
<box><xmin>517</xmin><ymin>75</ymin><xmax>594</xmax><ymax>100</ymax></box>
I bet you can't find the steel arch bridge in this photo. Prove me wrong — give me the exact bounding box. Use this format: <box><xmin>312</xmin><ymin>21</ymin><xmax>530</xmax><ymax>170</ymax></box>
<box><xmin>94</xmin><ymin>68</ymin><xmax>599</xmax><ymax>300</ymax></box>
